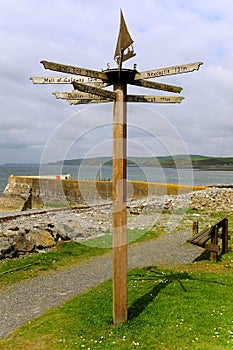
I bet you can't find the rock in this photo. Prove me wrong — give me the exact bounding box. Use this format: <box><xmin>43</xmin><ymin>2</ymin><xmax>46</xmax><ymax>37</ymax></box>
<box><xmin>0</xmin><ymin>236</ymin><xmax>12</xmax><ymax>259</ymax></box>
<box><xmin>13</xmin><ymin>232</ymin><xmax>35</xmax><ymax>254</ymax></box>
<box><xmin>27</xmin><ymin>230</ymin><xmax>56</xmax><ymax>248</ymax></box>
<box><xmin>56</xmin><ymin>222</ymin><xmax>85</xmax><ymax>240</ymax></box>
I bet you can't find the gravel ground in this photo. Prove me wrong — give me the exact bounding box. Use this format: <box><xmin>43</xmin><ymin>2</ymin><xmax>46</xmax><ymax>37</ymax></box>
<box><xmin>0</xmin><ymin>230</ymin><xmax>201</xmax><ymax>338</ymax></box>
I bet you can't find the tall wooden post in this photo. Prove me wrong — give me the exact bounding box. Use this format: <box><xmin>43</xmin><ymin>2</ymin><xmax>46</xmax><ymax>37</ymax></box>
<box><xmin>31</xmin><ymin>9</ymin><xmax>202</xmax><ymax>328</ymax></box>
<box><xmin>112</xmin><ymin>81</ymin><xmax>128</xmax><ymax>325</ymax></box>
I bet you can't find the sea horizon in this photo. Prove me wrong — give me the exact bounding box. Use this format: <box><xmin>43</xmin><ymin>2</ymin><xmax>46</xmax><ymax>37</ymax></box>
<box><xmin>1</xmin><ymin>163</ymin><xmax>233</xmax><ymax>196</ymax></box>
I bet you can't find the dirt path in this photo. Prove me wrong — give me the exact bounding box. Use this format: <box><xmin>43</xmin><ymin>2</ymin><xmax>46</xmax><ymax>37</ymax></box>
<box><xmin>0</xmin><ymin>230</ymin><xmax>201</xmax><ymax>338</ymax></box>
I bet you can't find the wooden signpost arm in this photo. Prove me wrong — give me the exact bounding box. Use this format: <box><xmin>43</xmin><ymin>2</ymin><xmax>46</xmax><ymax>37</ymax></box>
<box><xmin>130</xmin><ymin>78</ymin><xmax>182</xmax><ymax>93</ymax></box>
<box><xmin>127</xmin><ymin>95</ymin><xmax>184</xmax><ymax>103</ymax></box>
<box><xmin>135</xmin><ymin>62</ymin><xmax>203</xmax><ymax>80</ymax></box>
<box><xmin>40</xmin><ymin>60</ymin><xmax>109</xmax><ymax>81</ymax></box>
<box><xmin>72</xmin><ymin>81</ymin><xmax>116</xmax><ymax>100</ymax></box>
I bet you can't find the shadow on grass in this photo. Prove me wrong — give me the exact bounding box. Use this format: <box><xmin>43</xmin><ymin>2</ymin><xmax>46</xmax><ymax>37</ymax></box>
<box><xmin>193</xmin><ymin>249</ymin><xmax>211</xmax><ymax>262</ymax></box>
<box><xmin>194</xmin><ymin>246</ymin><xmax>232</xmax><ymax>262</ymax></box>
<box><xmin>128</xmin><ymin>266</ymin><xmax>230</xmax><ymax>321</ymax></box>
<box><xmin>128</xmin><ymin>267</ymin><xmax>189</xmax><ymax>320</ymax></box>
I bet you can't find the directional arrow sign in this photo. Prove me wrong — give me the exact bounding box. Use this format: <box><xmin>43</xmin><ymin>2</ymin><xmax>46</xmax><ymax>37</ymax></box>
<box><xmin>130</xmin><ymin>79</ymin><xmax>182</xmax><ymax>93</ymax></box>
<box><xmin>134</xmin><ymin>62</ymin><xmax>203</xmax><ymax>80</ymax></box>
<box><xmin>53</xmin><ymin>91</ymin><xmax>112</xmax><ymax>101</ymax></box>
<box><xmin>30</xmin><ymin>76</ymin><xmax>110</xmax><ymax>88</ymax></box>
<box><xmin>41</xmin><ymin>60</ymin><xmax>109</xmax><ymax>81</ymax></box>
<box><xmin>127</xmin><ymin>95</ymin><xmax>184</xmax><ymax>103</ymax></box>
<box><xmin>73</xmin><ymin>81</ymin><xmax>116</xmax><ymax>100</ymax></box>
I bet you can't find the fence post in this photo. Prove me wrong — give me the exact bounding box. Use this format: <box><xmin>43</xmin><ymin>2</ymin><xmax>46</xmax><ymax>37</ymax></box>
<box><xmin>193</xmin><ymin>221</ymin><xmax>198</xmax><ymax>235</ymax></box>
<box><xmin>210</xmin><ymin>225</ymin><xmax>218</xmax><ymax>263</ymax></box>
<box><xmin>222</xmin><ymin>218</ymin><xmax>229</xmax><ymax>254</ymax></box>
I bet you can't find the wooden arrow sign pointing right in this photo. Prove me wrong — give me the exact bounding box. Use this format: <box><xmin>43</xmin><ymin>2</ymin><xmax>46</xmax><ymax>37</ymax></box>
<box><xmin>135</xmin><ymin>62</ymin><xmax>203</xmax><ymax>80</ymax></box>
<box><xmin>130</xmin><ymin>79</ymin><xmax>182</xmax><ymax>93</ymax></box>
<box><xmin>127</xmin><ymin>95</ymin><xmax>184</xmax><ymax>103</ymax></box>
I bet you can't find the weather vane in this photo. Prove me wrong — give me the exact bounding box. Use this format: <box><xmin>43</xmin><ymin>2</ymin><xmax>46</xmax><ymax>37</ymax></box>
<box><xmin>30</xmin><ymin>9</ymin><xmax>203</xmax><ymax>326</ymax></box>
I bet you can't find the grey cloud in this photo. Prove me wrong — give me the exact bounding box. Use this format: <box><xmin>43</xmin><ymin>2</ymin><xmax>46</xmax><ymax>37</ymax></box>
<box><xmin>1</xmin><ymin>0</ymin><xmax>233</xmax><ymax>163</ymax></box>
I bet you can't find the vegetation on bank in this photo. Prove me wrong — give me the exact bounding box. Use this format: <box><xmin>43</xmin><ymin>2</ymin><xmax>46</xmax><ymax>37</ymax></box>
<box><xmin>51</xmin><ymin>154</ymin><xmax>233</xmax><ymax>169</ymax></box>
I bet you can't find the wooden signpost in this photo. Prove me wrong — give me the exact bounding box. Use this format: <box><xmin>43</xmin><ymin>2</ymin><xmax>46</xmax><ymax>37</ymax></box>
<box><xmin>31</xmin><ymin>9</ymin><xmax>203</xmax><ymax>326</ymax></box>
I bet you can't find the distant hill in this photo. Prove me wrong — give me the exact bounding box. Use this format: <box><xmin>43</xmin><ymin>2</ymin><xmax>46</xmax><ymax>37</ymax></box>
<box><xmin>49</xmin><ymin>155</ymin><xmax>233</xmax><ymax>170</ymax></box>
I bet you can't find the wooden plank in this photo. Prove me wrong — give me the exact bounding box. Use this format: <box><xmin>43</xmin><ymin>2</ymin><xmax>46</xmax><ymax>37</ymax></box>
<box><xmin>52</xmin><ymin>91</ymin><xmax>112</xmax><ymax>100</ymax></box>
<box><xmin>127</xmin><ymin>95</ymin><xmax>184</xmax><ymax>103</ymax></box>
<box><xmin>188</xmin><ymin>227</ymin><xmax>211</xmax><ymax>246</ymax></box>
<box><xmin>130</xmin><ymin>79</ymin><xmax>182</xmax><ymax>93</ymax></box>
<box><xmin>205</xmin><ymin>244</ymin><xmax>220</xmax><ymax>253</ymax></box>
<box><xmin>73</xmin><ymin>81</ymin><xmax>116</xmax><ymax>100</ymax></box>
<box><xmin>134</xmin><ymin>62</ymin><xmax>203</xmax><ymax>80</ymax></box>
<box><xmin>40</xmin><ymin>60</ymin><xmax>108</xmax><ymax>80</ymax></box>
<box><xmin>30</xmin><ymin>76</ymin><xmax>110</xmax><ymax>88</ymax></box>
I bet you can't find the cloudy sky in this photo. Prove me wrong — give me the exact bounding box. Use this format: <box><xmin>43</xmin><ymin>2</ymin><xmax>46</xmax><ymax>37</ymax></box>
<box><xmin>0</xmin><ymin>0</ymin><xmax>233</xmax><ymax>164</ymax></box>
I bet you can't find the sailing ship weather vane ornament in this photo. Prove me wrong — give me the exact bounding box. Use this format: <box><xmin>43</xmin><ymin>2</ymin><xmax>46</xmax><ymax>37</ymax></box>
<box><xmin>114</xmin><ymin>9</ymin><xmax>136</xmax><ymax>70</ymax></box>
<box><xmin>30</xmin><ymin>9</ymin><xmax>203</xmax><ymax>326</ymax></box>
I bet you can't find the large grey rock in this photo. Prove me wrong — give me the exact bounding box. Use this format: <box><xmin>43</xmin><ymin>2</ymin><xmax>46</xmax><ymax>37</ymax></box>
<box><xmin>55</xmin><ymin>221</ymin><xmax>85</xmax><ymax>240</ymax></box>
<box><xmin>13</xmin><ymin>232</ymin><xmax>35</xmax><ymax>254</ymax></box>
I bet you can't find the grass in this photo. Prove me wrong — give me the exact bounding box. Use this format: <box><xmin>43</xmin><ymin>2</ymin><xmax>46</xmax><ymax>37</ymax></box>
<box><xmin>0</xmin><ymin>241</ymin><xmax>108</xmax><ymax>287</ymax></box>
<box><xmin>1</xmin><ymin>259</ymin><xmax>233</xmax><ymax>349</ymax></box>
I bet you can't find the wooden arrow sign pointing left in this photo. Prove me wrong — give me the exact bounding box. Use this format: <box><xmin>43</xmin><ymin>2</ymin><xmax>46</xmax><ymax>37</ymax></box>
<box><xmin>30</xmin><ymin>76</ymin><xmax>110</xmax><ymax>88</ymax></box>
<box><xmin>53</xmin><ymin>91</ymin><xmax>112</xmax><ymax>101</ymax></box>
<box><xmin>41</xmin><ymin>60</ymin><xmax>109</xmax><ymax>81</ymax></box>
<box><xmin>68</xmin><ymin>99</ymin><xmax>111</xmax><ymax>105</ymax></box>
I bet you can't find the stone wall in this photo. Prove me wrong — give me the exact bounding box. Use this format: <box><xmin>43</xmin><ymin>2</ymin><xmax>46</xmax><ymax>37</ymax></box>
<box><xmin>0</xmin><ymin>175</ymin><xmax>206</xmax><ymax>212</ymax></box>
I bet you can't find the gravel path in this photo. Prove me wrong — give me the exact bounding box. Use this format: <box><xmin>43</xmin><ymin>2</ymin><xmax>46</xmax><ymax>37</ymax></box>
<box><xmin>0</xmin><ymin>230</ymin><xmax>201</xmax><ymax>338</ymax></box>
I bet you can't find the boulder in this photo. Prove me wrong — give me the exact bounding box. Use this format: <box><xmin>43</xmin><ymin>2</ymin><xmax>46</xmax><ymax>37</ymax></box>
<box><xmin>13</xmin><ymin>232</ymin><xmax>35</xmax><ymax>254</ymax></box>
<box><xmin>55</xmin><ymin>222</ymin><xmax>85</xmax><ymax>240</ymax></box>
<box><xmin>27</xmin><ymin>229</ymin><xmax>56</xmax><ymax>248</ymax></box>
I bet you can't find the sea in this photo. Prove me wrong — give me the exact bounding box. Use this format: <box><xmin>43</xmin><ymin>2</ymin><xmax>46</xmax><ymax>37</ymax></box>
<box><xmin>1</xmin><ymin>164</ymin><xmax>233</xmax><ymax>195</ymax></box>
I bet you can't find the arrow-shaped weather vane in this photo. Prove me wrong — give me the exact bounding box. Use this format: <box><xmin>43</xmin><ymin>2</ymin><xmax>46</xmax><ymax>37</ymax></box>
<box><xmin>30</xmin><ymin>9</ymin><xmax>203</xmax><ymax>326</ymax></box>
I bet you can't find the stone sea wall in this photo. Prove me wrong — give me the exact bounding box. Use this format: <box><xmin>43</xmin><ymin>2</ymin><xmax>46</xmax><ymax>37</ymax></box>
<box><xmin>0</xmin><ymin>175</ymin><xmax>206</xmax><ymax>212</ymax></box>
